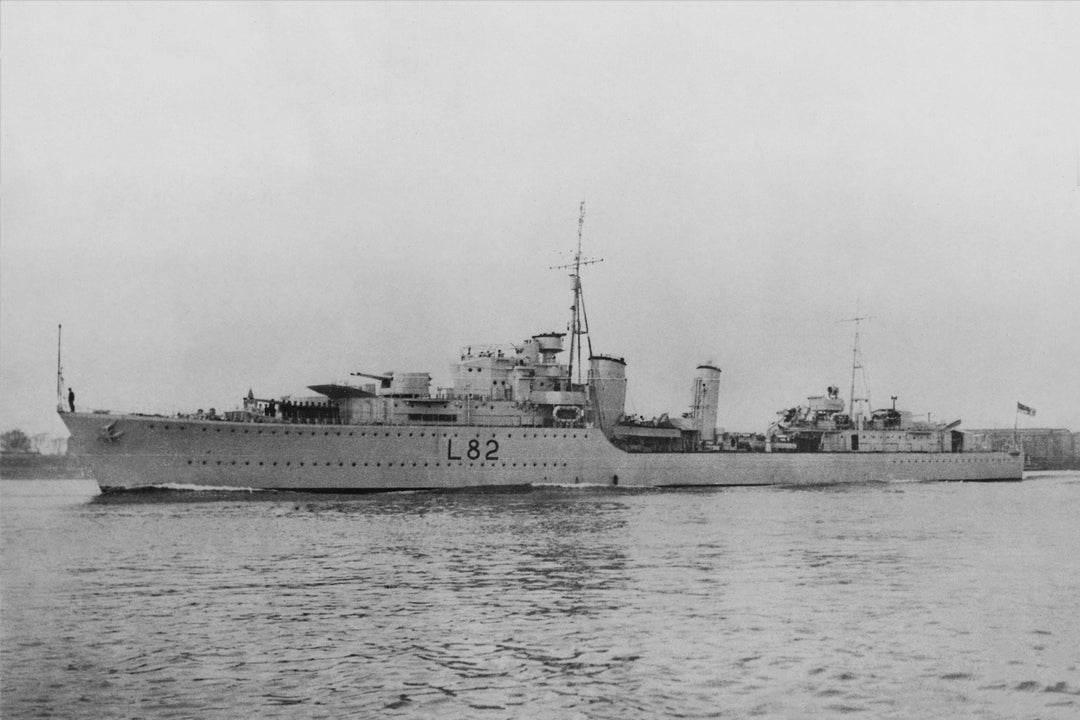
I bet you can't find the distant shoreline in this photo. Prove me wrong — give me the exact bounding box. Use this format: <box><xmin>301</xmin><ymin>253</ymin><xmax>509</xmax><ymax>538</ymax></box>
<box><xmin>0</xmin><ymin>453</ymin><xmax>86</xmax><ymax>480</ymax></box>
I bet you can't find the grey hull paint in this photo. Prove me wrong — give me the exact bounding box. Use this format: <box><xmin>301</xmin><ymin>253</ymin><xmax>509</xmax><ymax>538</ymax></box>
<box><xmin>61</xmin><ymin>412</ymin><xmax>1024</xmax><ymax>491</ymax></box>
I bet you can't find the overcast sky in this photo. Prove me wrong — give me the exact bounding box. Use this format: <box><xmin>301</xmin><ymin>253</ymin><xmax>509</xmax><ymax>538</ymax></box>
<box><xmin>2</xmin><ymin>1</ymin><xmax>1078</xmax><ymax>438</ymax></box>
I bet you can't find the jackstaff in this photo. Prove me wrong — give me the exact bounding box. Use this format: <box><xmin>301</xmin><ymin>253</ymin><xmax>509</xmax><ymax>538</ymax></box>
<box><xmin>56</xmin><ymin>324</ymin><xmax>65</xmax><ymax>412</ymax></box>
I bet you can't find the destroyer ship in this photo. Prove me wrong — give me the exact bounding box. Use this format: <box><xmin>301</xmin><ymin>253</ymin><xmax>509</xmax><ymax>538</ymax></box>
<box><xmin>59</xmin><ymin>213</ymin><xmax>1022</xmax><ymax>491</ymax></box>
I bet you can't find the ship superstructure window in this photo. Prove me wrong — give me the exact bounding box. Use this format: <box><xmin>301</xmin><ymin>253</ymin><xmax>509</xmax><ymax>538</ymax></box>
<box><xmin>407</xmin><ymin>413</ymin><xmax>458</xmax><ymax>422</ymax></box>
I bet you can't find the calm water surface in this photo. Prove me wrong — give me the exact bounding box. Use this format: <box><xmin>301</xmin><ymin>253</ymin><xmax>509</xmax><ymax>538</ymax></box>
<box><xmin>2</xmin><ymin>474</ymin><xmax>1079</xmax><ymax>719</ymax></box>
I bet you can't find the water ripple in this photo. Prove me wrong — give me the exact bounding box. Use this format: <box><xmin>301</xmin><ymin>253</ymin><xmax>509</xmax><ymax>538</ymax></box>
<box><xmin>3</xmin><ymin>476</ymin><xmax>1080</xmax><ymax>718</ymax></box>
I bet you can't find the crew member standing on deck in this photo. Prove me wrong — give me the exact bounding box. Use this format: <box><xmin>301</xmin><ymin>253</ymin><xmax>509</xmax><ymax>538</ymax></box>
<box><xmin>68</xmin><ymin>388</ymin><xmax>75</xmax><ymax>412</ymax></box>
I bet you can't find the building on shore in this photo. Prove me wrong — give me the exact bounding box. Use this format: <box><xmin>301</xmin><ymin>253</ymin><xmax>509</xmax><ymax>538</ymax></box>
<box><xmin>964</xmin><ymin>428</ymin><xmax>1079</xmax><ymax>470</ymax></box>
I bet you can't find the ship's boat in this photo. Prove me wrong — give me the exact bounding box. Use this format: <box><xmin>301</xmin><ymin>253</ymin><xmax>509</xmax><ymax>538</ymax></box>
<box><xmin>57</xmin><ymin>214</ymin><xmax>1023</xmax><ymax>491</ymax></box>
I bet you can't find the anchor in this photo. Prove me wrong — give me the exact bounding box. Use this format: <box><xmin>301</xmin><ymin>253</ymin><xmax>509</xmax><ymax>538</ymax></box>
<box><xmin>98</xmin><ymin>421</ymin><xmax>124</xmax><ymax>443</ymax></box>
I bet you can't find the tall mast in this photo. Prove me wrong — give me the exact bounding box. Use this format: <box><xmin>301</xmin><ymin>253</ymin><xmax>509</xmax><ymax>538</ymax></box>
<box><xmin>839</xmin><ymin>312</ymin><xmax>873</xmax><ymax>417</ymax></box>
<box><xmin>550</xmin><ymin>201</ymin><xmax>602</xmax><ymax>386</ymax></box>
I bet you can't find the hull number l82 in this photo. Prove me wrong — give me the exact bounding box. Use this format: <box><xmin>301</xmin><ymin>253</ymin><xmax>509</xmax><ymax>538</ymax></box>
<box><xmin>447</xmin><ymin>438</ymin><xmax>499</xmax><ymax>461</ymax></box>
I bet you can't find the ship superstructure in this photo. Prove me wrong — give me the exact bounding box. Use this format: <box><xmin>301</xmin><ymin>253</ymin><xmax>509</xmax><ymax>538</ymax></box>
<box><xmin>766</xmin><ymin>388</ymin><xmax>965</xmax><ymax>454</ymax></box>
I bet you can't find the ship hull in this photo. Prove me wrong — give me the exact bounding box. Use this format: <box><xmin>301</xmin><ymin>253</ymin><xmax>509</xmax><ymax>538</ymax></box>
<box><xmin>60</xmin><ymin>412</ymin><xmax>1024</xmax><ymax>492</ymax></box>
